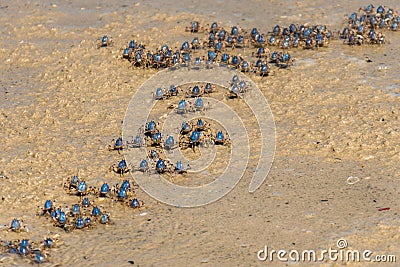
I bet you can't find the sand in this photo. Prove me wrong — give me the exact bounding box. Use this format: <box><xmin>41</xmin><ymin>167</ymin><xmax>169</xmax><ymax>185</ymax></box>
<box><xmin>0</xmin><ymin>1</ymin><xmax>399</xmax><ymax>266</ymax></box>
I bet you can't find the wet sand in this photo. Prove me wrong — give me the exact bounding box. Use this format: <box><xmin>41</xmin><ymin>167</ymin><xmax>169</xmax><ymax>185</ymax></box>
<box><xmin>0</xmin><ymin>1</ymin><xmax>399</xmax><ymax>266</ymax></box>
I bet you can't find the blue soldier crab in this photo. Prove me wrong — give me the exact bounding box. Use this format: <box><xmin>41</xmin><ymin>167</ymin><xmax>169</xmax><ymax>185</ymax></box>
<box><xmin>42</xmin><ymin>237</ymin><xmax>54</xmax><ymax>249</ymax></box>
<box><xmin>164</xmin><ymin>135</ymin><xmax>177</xmax><ymax>151</ymax></box>
<box><xmin>108</xmin><ymin>137</ymin><xmax>128</xmax><ymax>152</ymax></box>
<box><xmin>277</xmin><ymin>53</ymin><xmax>293</xmax><ymax>68</ymax></box>
<box><xmin>41</xmin><ymin>199</ymin><xmax>54</xmax><ymax>215</ymax></box>
<box><xmin>82</xmin><ymin>197</ymin><xmax>91</xmax><ymax>207</ymax></box>
<box><xmin>229</xmin><ymin>55</ymin><xmax>243</xmax><ymax>68</ymax></box>
<box><xmin>137</xmin><ymin>159</ymin><xmax>150</xmax><ymax>173</ymax></box>
<box><xmin>234</xmin><ymin>35</ymin><xmax>247</xmax><ymax>49</ymax></box>
<box><xmin>207</xmin><ymin>50</ymin><xmax>217</xmax><ymax>62</ymax></box>
<box><xmin>174</xmin><ymin>161</ymin><xmax>190</xmax><ymax>174</ymax></box>
<box><xmin>100</xmin><ymin>214</ymin><xmax>110</xmax><ymax>224</ymax></box>
<box><xmin>176</xmin><ymin>99</ymin><xmax>189</xmax><ymax>114</ymax></box>
<box><xmin>155</xmin><ymin>158</ymin><xmax>174</xmax><ymax>174</ymax></box>
<box><xmin>148</xmin><ymin>149</ymin><xmax>161</xmax><ymax>161</ymax></box>
<box><xmin>122</xmin><ymin>48</ymin><xmax>132</xmax><ymax>59</ymax></box>
<box><xmin>91</xmin><ymin>206</ymin><xmax>102</xmax><ymax>217</ymax></box>
<box><xmin>146</xmin><ymin>131</ymin><xmax>163</xmax><ymax>147</ymax></box>
<box><xmin>110</xmin><ymin>159</ymin><xmax>132</xmax><ymax>176</ymax></box>
<box><xmin>71</xmin><ymin>204</ymin><xmax>81</xmax><ymax>216</ymax></box>
<box><xmin>153</xmin><ymin>87</ymin><xmax>167</xmax><ymax>100</ymax></box>
<box><xmin>121</xmin><ymin>179</ymin><xmax>132</xmax><ymax>191</ymax></box>
<box><xmin>193</xmin><ymin>97</ymin><xmax>207</xmax><ymax>113</ymax></box>
<box><xmin>191</xmin><ymin>37</ymin><xmax>201</xmax><ymax>50</ymax></box>
<box><xmin>240</xmin><ymin>61</ymin><xmax>252</xmax><ymax>73</ymax></box>
<box><xmin>74</xmin><ymin>217</ymin><xmax>85</xmax><ymax>229</ymax></box>
<box><xmin>255</xmin><ymin>63</ymin><xmax>270</xmax><ymax>77</ymax></box>
<box><xmin>252</xmin><ymin>46</ymin><xmax>270</xmax><ymax>58</ymax></box>
<box><xmin>97</xmin><ymin>35</ymin><xmax>113</xmax><ymax>48</ymax></box>
<box><xmin>130</xmin><ymin>198</ymin><xmax>144</xmax><ymax>209</ymax></box>
<box><xmin>99</xmin><ymin>182</ymin><xmax>110</xmax><ymax>197</ymax></box>
<box><xmin>180</xmin><ymin>121</ymin><xmax>192</xmax><ymax>135</ymax></box>
<box><xmin>220</xmin><ymin>53</ymin><xmax>230</xmax><ymax>64</ymax></box>
<box><xmin>211</xmin><ymin>131</ymin><xmax>231</xmax><ymax>146</ymax></box>
<box><xmin>142</xmin><ymin>120</ymin><xmax>160</xmax><ymax>137</ymax></box>
<box><xmin>179</xmin><ymin>129</ymin><xmax>212</xmax><ymax>152</ymax></box>
<box><xmin>9</xmin><ymin>218</ymin><xmax>24</xmax><ymax>232</ymax></box>
<box><xmin>64</xmin><ymin>175</ymin><xmax>79</xmax><ymax>191</ymax></box>
<box><xmin>204</xmin><ymin>82</ymin><xmax>216</xmax><ymax>94</ymax></box>
<box><xmin>226</xmin><ymin>84</ymin><xmax>241</xmax><ymax>99</ymax></box>
<box><xmin>208</xmin><ymin>22</ymin><xmax>221</xmax><ymax>33</ymax></box>
<box><xmin>186</xmin><ymin>21</ymin><xmax>204</xmax><ymax>33</ymax></box>
<box><xmin>129</xmin><ymin>135</ymin><xmax>145</xmax><ymax>148</ymax></box>
<box><xmin>214</xmin><ymin>41</ymin><xmax>224</xmax><ymax>53</ymax></box>
<box><xmin>193</xmin><ymin>118</ymin><xmax>211</xmax><ymax>132</ymax></box>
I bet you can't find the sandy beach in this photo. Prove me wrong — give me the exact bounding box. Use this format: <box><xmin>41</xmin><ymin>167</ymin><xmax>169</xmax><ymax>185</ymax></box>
<box><xmin>0</xmin><ymin>1</ymin><xmax>399</xmax><ymax>266</ymax></box>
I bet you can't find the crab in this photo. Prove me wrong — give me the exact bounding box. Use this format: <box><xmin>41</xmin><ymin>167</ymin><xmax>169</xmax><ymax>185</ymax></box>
<box><xmin>41</xmin><ymin>199</ymin><xmax>54</xmax><ymax>216</ymax></box>
<box><xmin>148</xmin><ymin>149</ymin><xmax>161</xmax><ymax>161</ymax></box>
<box><xmin>240</xmin><ymin>60</ymin><xmax>252</xmax><ymax>73</ymax></box>
<box><xmin>97</xmin><ymin>35</ymin><xmax>113</xmax><ymax>48</ymax></box>
<box><xmin>128</xmin><ymin>135</ymin><xmax>145</xmax><ymax>149</ymax></box>
<box><xmin>122</xmin><ymin>47</ymin><xmax>132</xmax><ymax>60</ymax></box>
<box><xmin>81</xmin><ymin>197</ymin><xmax>91</xmax><ymax>208</ymax></box>
<box><xmin>53</xmin><ymin>211</ymin><xmax>67</xmax><ymax>228</ymax></box>
<box><xmin>70</xmin><ymin>204</ymin><xmax>81</xmax><ymax>216</ymax></box>
<box><xmin>110</xmin><ymin>159</ymin><xmax>132</xmax><ymax>176</ymax></box>
<box><xmin>63</xmin><ymin>175</ymin><xmax>79</xmax><ymax>191</ymax></box>
<box><xmin>100</xmin><ymin>214</ymin><xmax>110</xmax><ymax>224</ymax></box>
<box><xmin>186</xmin><ymin>85</ymin><xmax>204</xmax><ymax>98</ymax></box>
<box><xmin>174</xmin><ymin>161</ymin><xmax>191</xmax><ymax>174</ymax></box>
<box><xmin>108</xmin><ymin>137</ymin><xmax>128</xmax><ymax>152</ymax></box>
<box><xmin>164</xmin><ymin>135</ymin><xmax>177</xmax><ymax>151</ymax></box>
<box><xmin>91</xmin><ymin>206</ymin><xmax>102</xmax><ymax>217</ymax></box>
<box><xmin>252</xmin><ymin>46</ymin><xmax>270</xmax><ymax>58</ymax></box>
<box><xmin>211</xmin><ymin>131</ymin><xmax>231</xmax><ymax>146</ymax></box>
<box><xmin>204</xmin><ymin>82</ymin><xmax>216</xmax><ymax>94</ymax></box>
<box><xmin>225</xmin><ymin>84</ymin><xmax>241</xmax><ymax>99</ymax></box>
<box><xmin>185</xmin><ymin>21</ymin><xmax>204</xmax><ymax>33</ymax></box>
<box><xmin>145</xmin><ymin>131</ymin><xmax>163</xmax><ymax>147</ymax></box>
<box><xmin>9</xmin><ymin>218</ymin><xmax>25</xmax><ymax>232</ymax></box>
<box><xmin>137</xmin><ymin>159</ymin><xmax>150</xmax><ymax>173</ymax></box>
<box><xmin>192</xmin><ymin>118</ymin><xmax>211</xmax><ymax>132</ymax></box>
<box><xmin>173</xmin><ymin>99</ymin><xmax>189</xmax><ymax>114</ymax></box>
<box><xmin>192</xmin><ymin>97</ymin><xmax>207</xmax><ymax>113</ymax></box>
<box><xmin>155</xmin><ymin>158</ymin><xmax>174</xmax><ymax>174</ymax></box>
<box><xmin>277</xmin><ymin>52</ymin><xmax>294</xmax><ymax>68</ymax></box>
<box><xmin>68</xmin><ymin>180</ymin><xmax>94</xmax><ymax>196</ymax></box>
<box><xmin>208</xmin><ymin>22</ymin><xmax>221</xmax><ymax>33</ymax></box>
<box><xmin>142</xmin><ymin>120</ymin><xmax>160</xmax><ymax>137</ymax></box>
<box><xmin>129</xmin><ymin>198</ymin><xmax>144</xmax><ymax>209</ymax></box>
<box><xmin>191</xmin><ymin>37</ymin><xmax>202</xmax><ymax>50</ymax></box>
<box><xmin>99</xmin><ymin>182</ymin><xmax>110</xmax><ymax>197</ymax></box>
<box><xmin>229</xmin><ymin>55</ymin><xmax>243</xmax><ymax>69</ymax></box>
<box><xmin>179</xmin><ymin>130</ymin><xmax>212</xmax><ymax>152</ymax></box>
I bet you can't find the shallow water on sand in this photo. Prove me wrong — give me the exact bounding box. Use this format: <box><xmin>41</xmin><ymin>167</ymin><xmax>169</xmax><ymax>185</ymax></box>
<box><xmin>0</xmin><ymin>1</ymin><xmax>399</xmax><ymax>266</ymax></box>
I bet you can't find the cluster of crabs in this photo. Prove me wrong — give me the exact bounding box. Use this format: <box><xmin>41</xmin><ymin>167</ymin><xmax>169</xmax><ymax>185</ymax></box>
<box><xmin>114</xmin><ymin>19</ymin><xmax>315</xmax><ymax>74</ymax></box>
<box><xmin>108</xmin><ymin>79</ymin><xmax>239</xmax><ymax>177</ymax></box>
<box><xmin>109</xmin><ymin>118</ymin><xmax>231</xmax><ymax>177</ymax></box>
<box><xmin>341</xmin><ymin>4</ymin><xmax>399</xmax><ymax>45</ymax></box>
<box><xmin>110</xmin><ymin>119</ymin><xmax>230</xmax><ymax>171</ymax></box>
<box><xmin>248</xmin><ymin>23</ymin><xmax>332</xmax><ymax>49</ymax></box>
<box><xmin>39</xmin><ymin>176</ymin><xmax>143</xmax><ymax>232</ymax></box>
<box><xmin>1</xmin><ymin>218</ymin><xmax>58</xmax><ymax>264</ymax></box>
<box><xmin>101</xmin><ymin>4</ymin><xmax>400</xmax><ymax>72</ymax></box>
<box><xmin>1</xmin><ymin>138</ymin><xmax>146</xmax><ymax>265</ymax></box>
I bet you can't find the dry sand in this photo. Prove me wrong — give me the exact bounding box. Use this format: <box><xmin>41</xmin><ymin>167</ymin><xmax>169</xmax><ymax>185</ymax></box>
<box><xmin>0</xmin><ymin>1</ymin><xmax>399</xmax><ymax>266</ymax></box>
